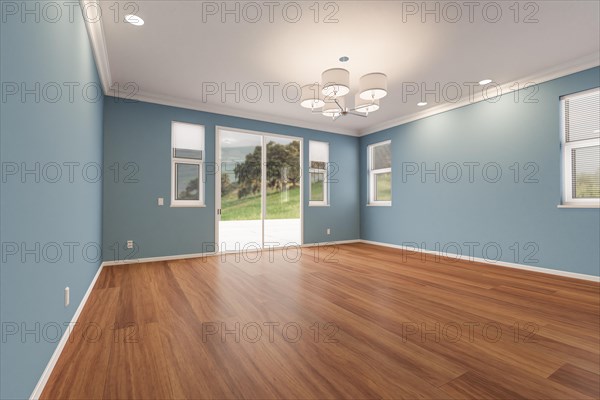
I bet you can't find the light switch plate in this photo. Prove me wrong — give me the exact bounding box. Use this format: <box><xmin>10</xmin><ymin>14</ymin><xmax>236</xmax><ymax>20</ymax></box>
<box><xmin>158</xmin><ymin>197</ymin><xmax>164</xmax><ymax>206</ymax></box>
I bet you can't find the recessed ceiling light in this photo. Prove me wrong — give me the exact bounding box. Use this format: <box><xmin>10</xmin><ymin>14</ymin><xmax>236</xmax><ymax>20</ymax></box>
<box><xmin>479</xmin><ymin>79</ymin><xmax>492</xmax><ymax>85</ymax></box>
<box><xmin>417</xmin><ymin>102</ymin><xmax>428</xmax><ymax>107</ymax></box>
<box><xmin>124</xmin><ymin>14</ymin><xmax>144</xmax><ymax>26</ymax></box>
<box><xmin>339</xmin><ymin>56</ymin><xmax>349</xmax><ymax>63</ymax></box>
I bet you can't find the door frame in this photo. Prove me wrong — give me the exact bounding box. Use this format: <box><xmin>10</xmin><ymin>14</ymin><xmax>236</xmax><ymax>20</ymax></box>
<box><xmin>215</xmin><ymin>126</ymin><xmax>304</xmax><ymax>251</ymax></box>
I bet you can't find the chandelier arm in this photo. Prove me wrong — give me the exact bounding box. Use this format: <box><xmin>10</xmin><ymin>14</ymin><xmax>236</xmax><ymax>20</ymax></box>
<box><xmin>346</xmin><ymin>110</ymin><xmax>369</xmax><ymax>118</ymax></box>
<box><xmin>334</xmin><ymin>98</ymin><xmax>343</xmax><ymax>112</ymax></box>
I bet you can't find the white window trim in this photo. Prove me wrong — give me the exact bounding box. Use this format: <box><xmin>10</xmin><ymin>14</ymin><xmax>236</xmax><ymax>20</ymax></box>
<box><xmin>171</xmin><ymin>160</ymin><xmax>205</xmax><ymax>207</ymax></box>
<box><xmin>309</xmin><ymin>166</ymin><xmax>329</xmax><ymax>207</ymax></box>
<box><xmin>560</xmin><ymin>90</ymin><xmax>600</xmax><ymax>208</ymax></box>
<box><xmin>171</xmin><ymin>121</ymin><xmax>205</xmax><ymax>208</ymax></box>
<box><xmin>368</xmin><ymin>140</ymin><xmax>392</xmax><ymax>206</ymax></box>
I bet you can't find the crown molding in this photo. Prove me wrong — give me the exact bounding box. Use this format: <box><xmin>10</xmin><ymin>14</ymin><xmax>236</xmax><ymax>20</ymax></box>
<box><xmin>80</xmin><ymin>0</ymin><xmax>112</xmax><ymax>93</ymax></box>
<box><xmin>82</xmin><ymin>9</ymin><xmax>598</xmax><ymax>139</ymax></box>
<box><xmin>125</xmin><ymin>90</ymin><xmax>360</xmax><ymax>136</ymax></box>
<box><xmin>357</xmin><ymin>53</ymin><xmax>600</xmax><ymax>136</ymax></box>
<box><xmin>80</xmin><ymin>9</ymin><xmax>356</xmax><ymax>136</ymax></box>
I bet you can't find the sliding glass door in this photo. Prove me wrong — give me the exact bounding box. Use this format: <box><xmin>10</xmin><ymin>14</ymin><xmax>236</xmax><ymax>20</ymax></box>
<box><xmin>218</xmin><ymin>130</ymin><xmax>263</xmax><ymax>251</ymax></box>
<box><xmin>217</xmin><ymin>128</ymin><xmax>302</xmax><ymax>251</ymax></box>
<box><xmin>264</xmin><ymin>136</ymin><xmax>302</xmax><ymax>247</ymax></box>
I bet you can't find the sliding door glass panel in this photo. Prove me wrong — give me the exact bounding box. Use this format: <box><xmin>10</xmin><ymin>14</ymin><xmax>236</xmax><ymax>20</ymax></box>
<box><xmin>264</xmin><ymin>137</ymin><xmax>302</xmax><ymax>247</ymax></box>
<box><xmin>219</xmin><ymin>131</ymin><xmax>263</xmax><ymax>251</ymax></box>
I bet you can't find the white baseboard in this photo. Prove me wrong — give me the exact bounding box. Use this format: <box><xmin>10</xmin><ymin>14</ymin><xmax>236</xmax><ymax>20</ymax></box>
<box><xmin>302</xmin><ymin>239</ymin><xmax>361</xmax><ymax>247</ymax></box>
<box><xmin>93</xmin><ymin>239</ymin><xmax>600</xmax><ymax>283</ymax></box>
<box><xmin>101</xmin><ymin>240</ymin><xmax>362</xmax><ymax>266</ymax></box>
<box><xmin>101</xmin><ymin>251</ymin><xmax>216</xmax><ymax>266</ymax></box>
<box><xmin>29</xmin><ymin>263</ymin><xmax>105</xmax><ymax>400</ymax></box>
<box><xmin>359</xmin><ymin>239</ymin><xmax>600</xmax><ymax>283</ymax></box>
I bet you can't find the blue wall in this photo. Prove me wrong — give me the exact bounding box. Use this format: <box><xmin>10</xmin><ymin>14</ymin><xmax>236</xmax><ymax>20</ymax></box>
<box><xmin>102</xmin><ymin>99</ymin><xmax>360</xmax><ymax>261</ymax></box>
<box><xmin>0</xmin><ymin>10</ymin><xmax>595</xmax><ymax>396</ymax></box>
<box><xmin>0</xmin><ymin>8</ymin><xmax>103</xmax><ymax>399</ymax></box>
<box><xmin>360</xmin><ymin>67</ymin><xmax>600</xmax><ymax>276</ymax></box>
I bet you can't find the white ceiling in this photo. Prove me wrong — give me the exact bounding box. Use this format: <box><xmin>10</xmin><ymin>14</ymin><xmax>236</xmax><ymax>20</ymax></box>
<box><xmin>88</xmin><ymin>1</ymin><xmax>600</xmax><ymax>136</ymax></box>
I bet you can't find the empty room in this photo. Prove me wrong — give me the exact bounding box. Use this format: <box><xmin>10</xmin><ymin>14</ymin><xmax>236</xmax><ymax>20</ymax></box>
<box><xmin>2</xmin><ymin>1</ymin><xmax>600</xmax><ymax>399</ymax></box>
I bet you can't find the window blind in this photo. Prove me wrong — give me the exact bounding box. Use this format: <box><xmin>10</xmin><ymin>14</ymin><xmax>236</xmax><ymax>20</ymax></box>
<box><xmin>564</xmin><ymin>89</ymin><xmax>600</xmax><ymax>142</ymax></box>
<box><xmin>309</xmin><ymin>141</ymin><xmax>329</xmax><ymax>170</ymax></box>
<box><xmin>173</xmin><ymin>121</ymin><xmax>205</xmax><ymax>160</ymax></box>
<box><xmin>562</xmin><ymin>88</ymin><xmax>600</xmax><ymax>204</ymax></box>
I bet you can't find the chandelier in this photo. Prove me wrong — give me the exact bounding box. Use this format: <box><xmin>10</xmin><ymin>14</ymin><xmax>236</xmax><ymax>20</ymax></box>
<box><xmin>300</xmin><ymin>68</ymin><xmax>388</xmax><ymax>120</ymax></box>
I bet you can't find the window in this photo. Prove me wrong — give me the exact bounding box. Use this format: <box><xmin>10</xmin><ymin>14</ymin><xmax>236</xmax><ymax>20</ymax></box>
<box><xmin>171</xmin><ymin>121</ymin><xmax>205</xmax><ymax>207</ymax></box>
<box><xmin>561</xmin><ymin>88</ymin><xmax>600</xmax><ymax>208</ymax></box>
<box><xmin>309</xmin><ymin>141</ymin><xmax>329</xmax><ymax>206</ymax></box>
<box><xmin>368</xmin><ymin>140</ymin><xmax>391</xmax><ymax>206</ymax></box>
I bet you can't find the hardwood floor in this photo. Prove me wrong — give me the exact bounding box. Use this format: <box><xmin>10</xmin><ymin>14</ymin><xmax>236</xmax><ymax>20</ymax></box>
<box><xmin>41</xmin><ymin>243</ymin><xmax>600</xmax><ymax>399</ymax></box>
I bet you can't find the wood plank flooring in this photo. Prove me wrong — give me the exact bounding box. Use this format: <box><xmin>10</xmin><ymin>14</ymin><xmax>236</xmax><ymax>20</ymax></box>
<box><xmin>41</xmin><ymin>243</ymin><xmax>600</xmax><ymax>399</ymax></box>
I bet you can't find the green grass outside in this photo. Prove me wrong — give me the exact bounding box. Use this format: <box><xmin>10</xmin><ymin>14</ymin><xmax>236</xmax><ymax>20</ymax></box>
<box><xmin>575</xmin><ymin>172</ymin><xmax>600</xmax><ymax>198</ymax></box>
<box><xmin>221</xmin><ymin>186</ymin><xmax>301</xmax><ymax>221</ymax></box>
<box><xmin>310</xmin><ymin>177</ymin><xmax>324</xmax><ymax>202</ymax></box>
<box><xmin>376</xmin><ymin>173</ymin><xmax>392</xmax><ymax>201</ymax></box>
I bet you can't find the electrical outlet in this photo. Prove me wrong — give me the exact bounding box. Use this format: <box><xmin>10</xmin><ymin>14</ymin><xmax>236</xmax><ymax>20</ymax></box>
<box><xmin>326</xmin><ymin>228</ymin><xmax>331</xmax><ymax>235</ymax></box>
<box><xmin>64</xmin><ymin>287</ymin><xmax>70</xmax><ymax>307</ymax></box>
<box><xmin>127</xmin><ymin>240</ymin><xmax>134</xmax><ymax>249</ymax></box>
<box><xmin>158</xmin><ymin>197</ymin><xmax>164</xmax><ymax>206</ymax></box>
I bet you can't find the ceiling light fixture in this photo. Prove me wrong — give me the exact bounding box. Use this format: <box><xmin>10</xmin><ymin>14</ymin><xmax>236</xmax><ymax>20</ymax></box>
<box><xmin>323</xmin><ymin>96</ymin><xmax>346</xmax><ymax>118</ymax></box>
<box><xmin>417</xmin><ymin>102</ymin><xmax>428</xmax><ymax>107</ymax></box>
<box><xmin>300</xmin><ymin>84</ymin><xmax>325</xmax><ymax>109</ymax></box>
<box><xmin>321</xmin><ymin>68</ymin><xmax>351</xmax><ymax>98</ymax></box>
<box><xmin>355</xmin><ymin>94</ymin><xmax>380</xmax><ymax>114</ymax></box>
<box><xmin>124</xmin><ymin>14</ymin><xmax>144</xmax><ymax>26</ymax></box>
<box><xmin>479</xmin><ymin>79</ymin><xmax>492</xmax><ymax>85</ymax></box>
<box><xmin>301</xmin><ymin>68</ymin><xmax>388</xmax><ymax>120</ymax></box>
